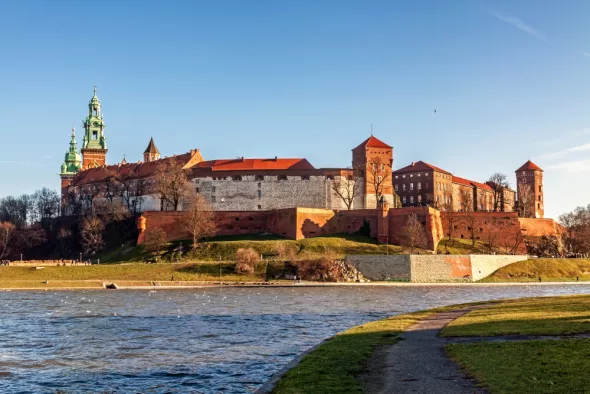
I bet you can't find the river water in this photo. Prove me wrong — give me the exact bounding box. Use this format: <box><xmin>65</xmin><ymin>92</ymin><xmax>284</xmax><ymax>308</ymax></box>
<box><xmin>1</xmin><ymin>285</ymin><xmax>588</xmax><ymax>393</ymax></box>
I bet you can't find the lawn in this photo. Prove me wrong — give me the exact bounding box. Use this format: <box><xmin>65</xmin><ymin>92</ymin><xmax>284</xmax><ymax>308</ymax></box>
<box><xmin>272</xmin><ymin>304</ymin><xmax>475</xmax><ymax>394</ymax></box>
<box><xmin>480</xmin><ymin>258</ymin><xmax>590</xmax><ymax>282</ymax></box>
<box><xmin>447</xmin><ymin>339</ymin><xmax>590</xmax><ymax>394</ymax></box>
<box><xmin>442</xmin><ymin>295</ymin><xmax>590</xmax><ymax>337</ymax></box>
<box><xmin>436</xmin><ymin>237</ymin><xmax>489</xmax><ymax>254</ymax></box>
<box><xmin>0</xmin><ymin>261</ymin><xmax>282</xmax><ymax>285</ymax></box>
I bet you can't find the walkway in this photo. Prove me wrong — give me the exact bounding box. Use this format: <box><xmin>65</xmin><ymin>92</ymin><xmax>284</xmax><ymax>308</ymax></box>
<box><xmin>363</xmin><ymin>307</ymin><xmax>590</xmax><ymax>393</ymax></box>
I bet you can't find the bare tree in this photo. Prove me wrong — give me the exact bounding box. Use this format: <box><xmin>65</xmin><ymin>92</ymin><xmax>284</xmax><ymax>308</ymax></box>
<box><xmin>331</xmin><ymin>168</ymin><xmax>361</xmax><ymax>210</ymax></box>
<box><xmin>32</xmin><ymin>188</ymin><xmax>61</xmax><ymax>224</ymax></box>
<box><xmin>143</xmin><ymin>227</ymin><xmax>167</xmax><ymax>256</ymax></box>
<box><xmin>487</xmin><ymin>173</ymin><xmax>509</xmax><ymax>212</ymax></box>
<box><xmin>559</xmin><ymin>204</ymin><xmax>590</xmax><ymax>255</ymax></box>
<box><xmin>156</xmin><ymin>160</ymin><xmax>191</xmax><ymax>211</ymax></box>
<box><xmin>441</xmin><ymin>195</ymin><xmax>456</xmax><ymax>245</ymax></box>
<box><xmin>367</xmin><ymin>156</ymin><xmax>391</xmax><ymax>207</ymax></box>
<box><xmin>459</xmin><ymin>190</ymin><xmax>474</xmax><ymax>212</ymax></box>
<box><xmin>80</xmin><ymin>215</ymin><xmax>105</xmax><ymax>255</ymax></box>
<box><xmin>399</xmin><ymin>213</ymin><xmax>428</xmax><ymax>253</ymax></box>
<box><xmin>517</xmin><ymin>183</ymin><xmax>535</xmax><ymax>218</ymax></box>
<box><xmin>57</xmin><ymin>227</ymin><xmax>73</xmax><ymax>258</ymax></box>
<box><xmin>481</xmin><ymin>222</ymin><xmax>501</xmax><ymax>253</ymax></box>
<box><xmin>0</xmin><ymin>222</ymin><xmax>16</xmax><ymax>259</ymax></box>
<box><xmin>183</xmin><ymin>194</ymin><xmax>216</xmax><ymax>249</ymax></box>
<box><xmin>102</xmin><ymin>169</ymin><xmax>120</xmax><ymax>203</ymax></box>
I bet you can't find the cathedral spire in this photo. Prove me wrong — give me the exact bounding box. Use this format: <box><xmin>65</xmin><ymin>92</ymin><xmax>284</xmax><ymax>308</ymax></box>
<box><xmin>81</xmin><ymin>86</ymin><xmax>107</xmax><ymax>169</ymax></box>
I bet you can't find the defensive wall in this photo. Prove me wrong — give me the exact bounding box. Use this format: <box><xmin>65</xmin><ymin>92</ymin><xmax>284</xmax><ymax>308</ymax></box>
<box><xmin>137</xmin><ymin>206</ymin><xmax>442</xmax><ymax>250</ymax></box>
<box><xmin>518</xmin><ymin>218</ymin><xmax>563</xmax><ymax>238</ymax></box>
<box><xmin>345</xmin><ymin>254</ymin><xmax>527</xmax><ymax>282</ymax></box>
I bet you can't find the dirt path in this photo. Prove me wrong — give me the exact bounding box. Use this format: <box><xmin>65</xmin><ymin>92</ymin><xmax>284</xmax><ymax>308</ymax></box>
<box><xmin>362</xmin><ymin>307</ymin><xmax>486</xmax><ymax>394</ymax></box>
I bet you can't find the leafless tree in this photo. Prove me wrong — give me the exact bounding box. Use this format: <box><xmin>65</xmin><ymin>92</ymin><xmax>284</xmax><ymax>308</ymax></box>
<box><xmin>487</xmin><ymin>173</ymin><xmax>509</xmax><ymax>212</ymax></box>
<box><xmin>156</xmin><ymin>159</ymin><xmax>191</xmax><ymax>211</ymax></box>
<box><xmin>399</xmin><ymin>213</ymin><xmax>428</xmax><ymax>253</ymax></box>
<box><xmin>57</xmin><ymin>227</ymin><xmax>73</xmax><ymax>258</ymax></box>
<box><xmin>143</xmin><ymin>227</ymin><xmax>167</xmax><ymax>256</ymax></box>
<box><xmin>331</xmin><ymin>168</ymin><xmax>361</xmax><ymax>210</ymax></box>
<box><xmin>559</xmin><ymin>204</ymin><xmax>590</xmax><ymax>254</ymax></box>
<box><xmin>0</xmin><ymin>222</ymin><xmax>16</xmax><ymax>259</ymax></box>
<box><xmin>481</xmin><ymin>222</ymin><xmax>501</xmax><ymax>253</ymax></box>
<box><xmin>102</xmin><ymin>169</ymin><xmax>120</xmax><ymax>204</ymax></box>
<box><xmin>459</xmin><ymin>190</ymin><xmax>474</xmax><ymax>212</ymax></box>
<box><xmin>368</xmin><ymin>156</ymin><xmax>391</xmax><ymax>207</ymax></box>
<box><xmin>80</xmin><ymin>215</ymin><xmax>105</xmax><ymax>255</ymax></box>
<box><xmin>32</xmin><ymin>187</ymin><xmax>61</xmax><ymax>223</ymax></box>
<box><xmin>441</xmin><ymin>195</ymin><xmax>456</xmax><ymax>245</ymax></box>
<box><xmin>183</xmin><ymin>194</ymin><xmax>216</xmax><ymax>249</ymax></box>
<box><xmin>517</xmin><ymin>183</ymin><xmax>535</xmax><ymax>218</ymax></box>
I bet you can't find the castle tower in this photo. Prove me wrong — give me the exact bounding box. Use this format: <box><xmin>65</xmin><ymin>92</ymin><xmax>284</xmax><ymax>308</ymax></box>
<box><xmin>81</xmin><ymin>86</ymin><xmax>107</xmax><ymax>169</ymax></box>
<box><xmin>143</xmin><ymin>137</ymin><xmax>161</xmax><ymax>162</ymax></box>
<box><xmin>515</xmin><ymin>160</ymin><xmax>544</xmax><ymax>218</ymax></box>
<box><xmin>59</xmin><ymin>125</ymin><xmax>82</xmax><ymax>196</ymax></box>
<box><xmin>352</xmin><ymin>136</ymin><xmax>394</xmax><ymax>209</ymax></box>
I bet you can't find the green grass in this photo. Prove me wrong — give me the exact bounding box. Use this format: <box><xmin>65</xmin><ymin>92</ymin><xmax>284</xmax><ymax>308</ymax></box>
<box><xmin>272</xmin><ymin>304</ymin><xmax>476</xmax><ymax>394</ymax></box>
<box><xmin>437</xmin><ymin>237</ymin><xmax>489</xmax><ymax>255</ymax></box>
<box><xmin>447</xmin><ymin>339</ymin><xmax>590</xmax><ymax>393</ymax></box>
<box><xmin>0</xmin><ymin>261</ymin><xmax>285</xmax><ymax>286</ymax></box>
<box><xmin>442</xmin><ymin>295</ymin><xmax>590</xmax><ymax>337</ymax></box>
<box><xmin>480</xmin><ymin>258</ymin><xmax>590</xmax><ymax>282</ymax></box>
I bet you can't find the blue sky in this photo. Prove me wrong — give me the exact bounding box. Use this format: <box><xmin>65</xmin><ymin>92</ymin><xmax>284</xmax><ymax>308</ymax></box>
<box><xmin>0</xmin><ymin>0</ymin><xmax>588</xmax><ymax>218</ymax></box>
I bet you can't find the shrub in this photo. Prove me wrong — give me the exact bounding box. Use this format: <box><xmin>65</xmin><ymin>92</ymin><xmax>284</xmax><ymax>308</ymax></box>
<box><xmin>143</xmin><ymin>227</ymin><xmax>167</xmax><ymax>256</ymax></box>
<box><xmin>235</xmin><ymin>248</ymin><xmax>259</xmax><ymax>274</ymax></box>
<box><xmin>296</xmin><ymin>258</ymin><xmax>340</xmax><ymax>281</ymax></box>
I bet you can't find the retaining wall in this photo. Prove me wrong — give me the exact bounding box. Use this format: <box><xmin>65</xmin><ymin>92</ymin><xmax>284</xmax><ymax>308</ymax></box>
<box><xmin>346</xmin><ymin>254</ymin><xmax>527</xmax><ymax>282</ymax></box>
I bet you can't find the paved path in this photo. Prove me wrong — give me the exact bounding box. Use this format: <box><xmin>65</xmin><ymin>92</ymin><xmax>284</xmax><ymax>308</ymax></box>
<box><xmin>363</xmin><ymin>307</ymin><xmax>486</xmax><ymax>394</ymax></box>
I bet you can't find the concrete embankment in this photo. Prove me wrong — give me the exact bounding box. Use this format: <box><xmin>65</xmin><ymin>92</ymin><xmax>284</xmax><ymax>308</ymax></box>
<box><xmin>345</xmin><ymin>254</ymin><xmax>527</xmax><ymax>282</ymax></box>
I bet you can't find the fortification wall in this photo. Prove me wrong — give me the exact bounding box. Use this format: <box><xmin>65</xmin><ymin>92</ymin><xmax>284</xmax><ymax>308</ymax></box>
<box><xmin>470</xmin><ymin>255</ymin><xmax>528</xmax><ymax>281</ymax></box>
<box><xmin>518</xmin><ymin>218</ymin><xmax>562</xmax><ymax>237</ymax></box>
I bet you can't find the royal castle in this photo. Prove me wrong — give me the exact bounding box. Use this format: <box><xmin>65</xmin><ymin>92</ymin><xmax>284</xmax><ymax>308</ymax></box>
<box><xmin>60</xmin><ymin>89</ymin><xmax>545</xmax><ymax>221</ymax></box>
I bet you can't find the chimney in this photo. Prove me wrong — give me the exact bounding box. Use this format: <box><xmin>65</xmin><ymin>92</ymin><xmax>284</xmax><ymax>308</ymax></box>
<box><xmin>411</xmin><ymin>162</ymin><xmax>415</xmax><ymax>166</ymax></box>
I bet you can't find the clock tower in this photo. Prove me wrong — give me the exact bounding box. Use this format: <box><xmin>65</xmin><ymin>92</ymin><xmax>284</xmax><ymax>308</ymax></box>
<box><xmin>81</xmin><ymin>86</ymin><xmax>107</xmax><ymax>169</ymax></box>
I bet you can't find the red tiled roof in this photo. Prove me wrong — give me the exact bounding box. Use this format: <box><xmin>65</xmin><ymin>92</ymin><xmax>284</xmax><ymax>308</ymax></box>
<box><xmin>452</xmin><ymin>176</ymin><xmax>493</xmax><ymax>191</ymax></box>
<box><xmin>71</xmin><ymin>153</ymin><xmax>192</xmax><ymax>186</ymax></box>
<box><xmin>393</xmin><ymin>160</ymin><xmax>452</xmax><ymax>175</ymax></box>
<box><xmin>516</xmin><ymin>160</ymin><xmax>543</xmax><ymax>172</ymax></box>
<box><xmin>195</xmin><ymin>158</ymin><xmax>315</xmax><ymax>171</ymax></box>
<box><xmin>353</xmin><ymin>136</ymin><xmax>392</xmax><ymax>150</ymax></box>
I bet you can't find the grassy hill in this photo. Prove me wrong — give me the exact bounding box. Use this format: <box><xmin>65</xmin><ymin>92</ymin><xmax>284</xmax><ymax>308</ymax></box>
<box><xmin>480</xmin><ymin>258</ymin><xmax>590</xmax><ymax>282</ymax></box>
<box><xmin>98</xmin><ymin>234</ymin><xmax>407</xmax><ymax>264</ymax></box>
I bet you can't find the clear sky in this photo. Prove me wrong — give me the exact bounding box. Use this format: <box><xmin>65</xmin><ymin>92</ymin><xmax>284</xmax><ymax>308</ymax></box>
<box><xmin>0</xmin><ymin>0</ymin><xmax>588</xmax><ymax>218</ymax></box>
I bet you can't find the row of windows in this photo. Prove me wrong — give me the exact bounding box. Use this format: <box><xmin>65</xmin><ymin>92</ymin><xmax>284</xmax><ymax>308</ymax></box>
<box><xmin>394</xmin><ymin>172</ymin><xmax>429</xmax><ymax>180</ymax></box>
<box><xmin>201</xmin><ymin>175</ymin><xmax>344</xmax><ymax>182</ymax></box>
<box><xmin>394</xmin><ymin>182</ymin><xmax>429</xmax><ymax>192</ymax></box>
<box><xmin>402</xmin><ymin>195</ymin><xmax>423</xmax><ymax>204</ymax></box>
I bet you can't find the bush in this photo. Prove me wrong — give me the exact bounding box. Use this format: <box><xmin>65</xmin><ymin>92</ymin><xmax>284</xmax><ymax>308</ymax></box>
<box><xmin>296</xmin><ymin>258</ymin><xmax>340</xmax><ymax>281</ymax></box>
<box><xmin>235</xmin><ymin>248</ymin><xmax>259</xmax><ymax>274</ymax></box>
<box><xmin>143</xmin><ymin>227</ymin><xmax>167</xmax><ymax>256</ymax></box>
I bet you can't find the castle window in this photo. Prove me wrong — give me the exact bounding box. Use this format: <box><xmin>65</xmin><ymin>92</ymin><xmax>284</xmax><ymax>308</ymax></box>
<box><xmin>522</xmin><ymin>178</ymin><xmax>526</xmax><ymax>183</ymax></box>
<box><xmin>425</xmin><ymin>182</ymin><xmax>429</xmax><ymax>189</ymax></box>
<box><xmin>395</xmin><ymin>184</ymin><xmax>399</xmax><ymax>191</ymax></box>
<box><xmin>410</xmin><ymin>196</ymin><xmax>414</xmax><ymax>204</ymax></box>
<box><xmin>418</xmin><ymin>195</ymin><xmax>422</xmax><ymax>202</ymax></box>
<box><xmin>92</xmin><ymin>131</ymin><xmax>98</xmax><ymax>140</ymax></box>
<box><xmin>417</xmin><ymin>182</ymin><xmax>421</xmax><ymax>190</ymax></box>
<box><xmin>522</xmin><ymin>171</ymin><xmax>526</xmax><ymax>176</ymax></box>
<box><xmin>211</xmin><ymin>196</ymin><xmax>216</xmax><ymax>203</ymax></box>
<box><xmin>402</xmin><ymin>184</ymin><xmax>406</xmax><ymax>191</ymax></box>
<box><xmin>538</xmin><ymin>195</ymin><xmax>542</xmax><ymax>201</ymax></box>
<box><xmin>212</xmin><ymin>186</ymin><xmax>216</xmax><ymax>193</ymax></box>
<box><xmin>410</xmin><ymin>183</ymin><xmax>414</xmax><ymax>191</ymax></box>
<box><xmin>233</xmin><ymin>175</ymin><xmax>242</xmax><ymax>181</ymax></box>
<box><xmin>538</xmin><ymin>203</ymin><xmax>541</xmax><ymax>209</ymax></box>
<box><xmin>403</xmin><ymin>196</ymin><xmax>407</xmax><ymax>204</ymax></box>
<box><xmin>410</xmin><ymin>174</ymin><xmax>413</xmax><ymax>178</ymax></box>
<box><xmin>402</xmin><ymin>175</ymin><xmax>406</xmax><ymax>178</ymax></box>
<box><xmin>258</xmin><ymin>190</ymin><xmax>262</xmax><ymax>199</ymax></box>
<box><xmin>394</xmin><ymin>175</ymin><xmax>398</xmax><ymax>179</ymax></box>
<box><xmin>425</xmin><ymin>173</ymin><xmax>429</xmax><ymax>176</ymax></box>
<box><xmin>418</xmin><ymin>173</ymin><xmax>421</xmax><ymax>177</ymax></box>
<box><xmin>196</xmin><ymin>187</ymin><xmax>200</xmax><ymax>193</ymax></box>
<box><xmin>278</xmin><ymin>175</ymin><xmax>288</xmax><ymax>181</ymax></box>
<box><xmin>539</xmin><ymin>185</ymin><xmax>542</xmax><ymax>192</ymax></box>
<box><xmin>302</xmin><ymin>175</ymin><xmax>311</xmax><ymax>180</ymax></box>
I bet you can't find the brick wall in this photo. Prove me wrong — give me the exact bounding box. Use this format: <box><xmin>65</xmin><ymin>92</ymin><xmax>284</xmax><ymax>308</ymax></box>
<box><xmin>518</xmin><ymin>218</ymin><xmax>562</xmax><ymax>237</ymax></box>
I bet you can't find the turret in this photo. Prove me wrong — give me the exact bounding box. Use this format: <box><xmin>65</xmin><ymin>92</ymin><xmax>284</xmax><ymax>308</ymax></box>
<box><xmin>81</xmin><ymin>86</ymin><xmax>108</xmax><ymax>169</ymax></box>
<box><xmin>515</xmin><ymin>160</ymin><xmax>544</xmax><ymax>218</ymax></box>
<box><xmin>143</xmin><ymin>137</ymin><xmax>161</xmax><ymax>162</ymax></box>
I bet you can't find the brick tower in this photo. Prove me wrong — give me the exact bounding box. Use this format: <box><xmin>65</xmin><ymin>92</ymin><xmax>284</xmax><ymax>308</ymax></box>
<box><xmin>81</xmin><ymin>86</ymin><xmax>107</xmax><ymax>169</ymax></box>
<box><xmin>352</xmin><ymin>136</ymin><xmax>394</xmax><ymax>209</ymax></box>
<box><xmin>515</xmin><ymin>160</ymin><xmax>544</xmax><ymax>218</ymax></box>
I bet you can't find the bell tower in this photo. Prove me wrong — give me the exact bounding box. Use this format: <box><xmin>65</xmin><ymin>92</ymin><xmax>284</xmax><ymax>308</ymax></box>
<box><xmin>59</xmin><ymin>124</ymin><xmax>82</xmax><ymax>195</ymax></box>
<box><xmin>81</xmin><ymin>86</ymin><xmax>107</xmax><ymax>169</ymax></box>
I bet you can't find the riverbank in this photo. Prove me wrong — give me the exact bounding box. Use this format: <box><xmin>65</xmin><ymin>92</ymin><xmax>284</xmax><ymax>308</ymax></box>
<box><xmin>2</xmin><ymin>280</ymin><xmax>590</xmax><ymax>290</ymax></box>
<box><xmin>480</xmin><ymin>258</ymin><xmax>590</xmax><ymax>282</ymax></box>
<box><xmin>268</xmin><ymin>294</ymin><xmax>590</xmax><ymax>394</ymax></box>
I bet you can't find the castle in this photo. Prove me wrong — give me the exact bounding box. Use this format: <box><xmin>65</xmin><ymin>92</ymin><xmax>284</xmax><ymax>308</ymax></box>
<box><xmin>60</xmin><ymin>89</ymin><xmax>544</xmax><ymax>220</ymax></box>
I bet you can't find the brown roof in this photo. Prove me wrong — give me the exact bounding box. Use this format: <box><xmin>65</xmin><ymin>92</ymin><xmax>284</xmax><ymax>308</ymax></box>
<box><xmin>144</xmin><ymin>137</ymin><xmax>160</xmax><ymax>154</ymax></box>
<box><xmin>195</xmin><ymin>158</ymin><xmax>315</xmax><ymax>171</ymax></box>
<box><xmin>452</xmin><ymin>175</ymin><xmax>493</xmax><ymax>191</ymax></box>
<box><xmin>71</xmin><ymin>153</ymin><xmax>192</xmax><ymax>186</ymax></box>
<box><xmin>353</xmin><ymin>136</ymin><xmax>392</xmax><ymax>150</ymax></box>
<box><xmin>516</xmin><ymin>160</ymin><xmax>543</xmax><ymax>172</ymax></box>
<box><xmin>393</xmin><ymin>160</ymin><xmax>452</xmax><ymax>175</ymax></box>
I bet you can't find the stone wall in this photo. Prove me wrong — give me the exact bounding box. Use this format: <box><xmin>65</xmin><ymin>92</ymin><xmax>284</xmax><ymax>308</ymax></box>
<box><xmin>346</xmin><ymin>255</ymin><xmax>411</xmax><ymax>281</ymax></box>
<box><xmin>346</xmin><ymin>254</ymin><xmax>527</xmax><ymax>282</ymax></box>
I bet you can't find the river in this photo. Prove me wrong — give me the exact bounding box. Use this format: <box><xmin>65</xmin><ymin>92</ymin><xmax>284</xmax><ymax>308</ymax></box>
<box><xmin>1</xmin><ymin>284</ymin><xmax>588</xmax><ymax>393</ymax></box>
